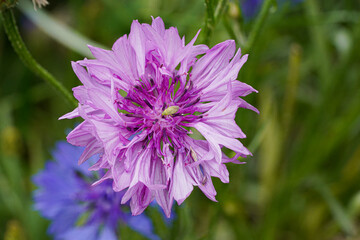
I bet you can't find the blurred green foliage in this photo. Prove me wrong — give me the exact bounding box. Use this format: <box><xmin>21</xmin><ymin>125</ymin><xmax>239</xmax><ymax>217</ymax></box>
<box><xmin>1</xmin><ymin>0</ymin><xmax>360</xmax><ymax>239</ymax></box>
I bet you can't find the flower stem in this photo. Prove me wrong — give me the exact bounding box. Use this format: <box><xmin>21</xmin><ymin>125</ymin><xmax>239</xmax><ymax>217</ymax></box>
<box><xmin>244</xmin><ymin>0</ymin><xmax>274</xmax><ymax>53</ymax></box>
<box><xmin>203</xmin><ymin>0</ymin><xmax>216</xmax><ymax>45</ymax></box>
<box><xmin>0</xmin><ymin>8</ymin><xmax>77</xmax><ymax>107</ymax></box>
<box><xmin>203</xmin><ymin>0</ymin><xmax>228</xmax><ymax>45</ymax></box>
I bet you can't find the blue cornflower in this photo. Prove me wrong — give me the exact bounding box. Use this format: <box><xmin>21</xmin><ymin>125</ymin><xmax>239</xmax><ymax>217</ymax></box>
<box><xmin>241</xmin><ymin>0</ymin><xmax>303</xmax><ymax>20</ymax></box>
<box><xmin>241</xmin><ymin>0</ymin><xmax>263</xmax><ymax>20</ymax></box>
<box><xmin>33</xmin><ymin>141</ymin><xmax>160</xmax><ymax>240</ymax></box>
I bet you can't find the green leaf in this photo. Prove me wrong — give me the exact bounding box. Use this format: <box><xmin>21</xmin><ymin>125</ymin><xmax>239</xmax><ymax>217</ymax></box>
<box><xmin>17</xmin><ymin>0</ymin><xmax>107</xmax><ymax>58</ymax></box>
<box><xmin>312</xmin><ymin>177</ymin><xmax>355</xmax><ymax>236</ymax></box>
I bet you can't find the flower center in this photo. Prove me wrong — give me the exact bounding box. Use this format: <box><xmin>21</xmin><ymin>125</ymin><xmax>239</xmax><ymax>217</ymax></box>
<box><xmin>114</xmin><ymin>73</ymin><xmax>204</xmax><ymax>152</ymax></box>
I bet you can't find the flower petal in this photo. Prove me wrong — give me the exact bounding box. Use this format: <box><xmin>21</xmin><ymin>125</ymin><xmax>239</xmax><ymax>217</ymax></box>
<box><xmin>170</xmin><ymin>152</ymin><xmax>194</xmax><ymax>205</ymax></box>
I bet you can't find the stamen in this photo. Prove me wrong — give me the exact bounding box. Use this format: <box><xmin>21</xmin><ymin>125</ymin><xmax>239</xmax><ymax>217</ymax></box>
<box><xmin>143</xmin><ymin>99</ymin><xmax>153</xmax><ymax>109</ymax></box>
<box><xmin>190</xmin><ymin>147</ymin><xmax>198</xmax><ymax>162</ymax></box>
<box><xmin>174</xmin><ymin>88</ymin><xmax>188</xmax><ymax>103</ymax></box>
<box><xmin>199</xmin><ymin>165</ymin><xmax>207</xmax><ymax>185</ymax></box>
<box><xmin>176</xmin><ymin>125</ymin><xmax>188</xmax><ymax>134</ymax></box>
<box><xmin>184</xmin><ymin>97</ymin><xmax>200</xmax><ymax>108</ymax></box>
<box><xmin>125</xmin><ymin>114</ymin><xmax>143</xmax><ymax>118</ymax></box>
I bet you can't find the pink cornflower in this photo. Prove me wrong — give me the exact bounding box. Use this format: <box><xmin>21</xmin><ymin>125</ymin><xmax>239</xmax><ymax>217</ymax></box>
<box><xmin>60</xmin><ymin>17</ymin><xmax>258</xmax><ymax>217</ymax></box>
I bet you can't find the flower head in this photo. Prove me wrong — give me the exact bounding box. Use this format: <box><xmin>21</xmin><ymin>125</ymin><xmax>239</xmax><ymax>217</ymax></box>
<box><xmin>60</xmin><ymin>17</ymin><xmax>258</xmax><ymax>217</ymax></box>
<box><xmin>33</xmin><ymin>141</ymin><xmax>159</xmax><ymax>240</ymax></box>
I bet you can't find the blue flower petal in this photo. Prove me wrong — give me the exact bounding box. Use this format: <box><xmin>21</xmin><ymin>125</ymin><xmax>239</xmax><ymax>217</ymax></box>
<box><xmin>127</xmin><ymin>214</ymin><xmax>160</xmax><ymax>240</ymax></box>
<box><xmin>98</xmin><ymin>226</ymin><xmax>118</xmax><ymax>240</ymax></box>
<box><xmin>60</xmin><ymin>225</ymin><xmax>98</xmax><ymax>240</ymax></box>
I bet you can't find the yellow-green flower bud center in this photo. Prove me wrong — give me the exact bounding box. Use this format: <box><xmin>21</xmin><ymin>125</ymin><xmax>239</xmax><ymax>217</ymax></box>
<box><xmin>162</xmin><ymin>106</ymin><xmax>179</xmax><ymax>116</ymax></box>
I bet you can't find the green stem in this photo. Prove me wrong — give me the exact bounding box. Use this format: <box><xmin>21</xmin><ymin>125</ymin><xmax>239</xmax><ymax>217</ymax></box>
<box><xmin>203</xmin><ymin>0</ymin><xmax>215</xmax><ymax>45</ymax></box>
<box><xmin>0</xmin><ymin>8</ymin><xmax>77</xmax><ymax>107</ymax></box>
<box><xmin>244</xmin><ymin>0</ymin><xmax>273</xmax><ymax>53</ymax></box>
<box><xmin>223</xmin><ymin>14</ymin><xmax>246</xmax><ymax>48</ymax></box>
<box><xmin>304</xmin><ymin>0</ymin><xmax>330</xmax><ymax>94</ymax></box>
<box><xmin>203</xmin><ymin>0</ymin><xmax>228</xmax><ymax>45</ymax></box>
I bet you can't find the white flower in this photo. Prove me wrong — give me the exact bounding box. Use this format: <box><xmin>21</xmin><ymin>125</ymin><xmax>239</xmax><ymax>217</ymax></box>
<box><xmin>32</xmin><ymin>0</ymin><xmax>48</xmax><ymax>9</ymax></box>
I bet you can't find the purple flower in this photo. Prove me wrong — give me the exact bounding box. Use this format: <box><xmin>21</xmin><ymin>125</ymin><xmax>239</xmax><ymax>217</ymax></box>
<box><xmin>33</xmin><ymin>142</ymin><xmax>159</xmax><ymax>240</ymax></box>
<box><xmin>60</xmin><ymin>17</ymin><xmax>258</xmax><ymax>217</ymax></box>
